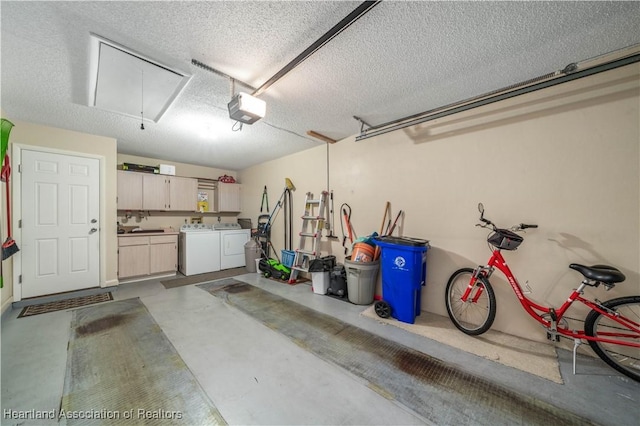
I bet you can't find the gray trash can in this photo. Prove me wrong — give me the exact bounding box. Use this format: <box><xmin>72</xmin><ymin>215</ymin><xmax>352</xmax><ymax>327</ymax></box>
<box><xmin>344</xmin><ymin>259</ymin><xmax>379</xmax><ymax>304</ymax></box>
<box><xmin>244</xmin><ymin>239</ymin><xmax>261</xmax><ymax>273</ymax></box>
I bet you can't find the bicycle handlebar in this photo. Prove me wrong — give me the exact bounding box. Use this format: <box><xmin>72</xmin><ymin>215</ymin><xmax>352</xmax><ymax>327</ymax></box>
<box><xmin>476</xmin><ymin>220</ymin><xmax>495</xmax><ymax>230</ymax></box>
<box><xmin>519</xmin><ymin>223</ymin><xmax>538</xmax><ymax>230</ymax></box>
<box><xmin>476</xmin><ymin>205</ymin><xmax>538</xmax><ymax>232</ymax></box>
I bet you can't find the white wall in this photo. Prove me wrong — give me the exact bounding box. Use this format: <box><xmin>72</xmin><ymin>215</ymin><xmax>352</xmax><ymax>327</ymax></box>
<box><xmin>239</xmin><ymin>64</ymin><xmax>640</xmax><ymax>344</ymax></box>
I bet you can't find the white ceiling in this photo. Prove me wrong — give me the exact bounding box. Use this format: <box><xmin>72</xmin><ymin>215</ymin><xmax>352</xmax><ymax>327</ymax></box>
<box><xmin>2</xmin><ymin>1</ymin><xmax>639</xmax><ymax>171</ymax></box>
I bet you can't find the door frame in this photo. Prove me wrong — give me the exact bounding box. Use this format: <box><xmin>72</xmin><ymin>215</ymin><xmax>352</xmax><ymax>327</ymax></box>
<box><xmin>11</xmin><ymin>144</ymin><xmax>107</xmax><ymax>301</ymax></box>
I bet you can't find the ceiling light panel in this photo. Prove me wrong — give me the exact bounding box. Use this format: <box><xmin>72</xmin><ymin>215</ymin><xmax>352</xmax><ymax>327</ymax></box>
<box><xmin>89</xmin><ymin>34</ymin><xmax>191</xmax><ymax>122</ymax></box>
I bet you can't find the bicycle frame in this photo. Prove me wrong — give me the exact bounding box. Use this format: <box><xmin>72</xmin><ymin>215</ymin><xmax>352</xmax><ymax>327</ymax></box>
<box><xmin>461</xmin><ymin>249</ymin><xmax>640</xmax><ymax>348</ymax></box>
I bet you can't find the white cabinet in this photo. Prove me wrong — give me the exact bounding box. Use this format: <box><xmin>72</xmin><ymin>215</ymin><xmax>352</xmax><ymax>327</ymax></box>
<box><xmin>142</xmin><ymin>174</ymin><xmax>167</xmax><ymax>210</ymax></box>
<box><xmin>169</xmin><ymin>176</ymin><xmax>198</xmax><ymax>211</ymax></box>
<box><xmin>118</xmin><ymin>236</ymin><xmax>151</xmax><ymax>278</ymax></box>
<box><xmin>117</xmin><ymin>170</ymin><xmax>143</xmax><ymax>210</ymax></box>
<box><xmin>142</xmin><ymin>174</ymin><xmax>197</xmax><ymax>211</ymax></box>
<box><xmin>118</xmin><ymin>234</ymin><xmax>178</xmax><ymax>279</ymax></box>
<box><xmin>216</xmin><ymin>182</ymin><xmax>241</xmax><ymax>212</ymax></box>
<box><xmin>150</xmin><ymin>235</ymin><xmax>178</xmax><ymax>274</ymax></box>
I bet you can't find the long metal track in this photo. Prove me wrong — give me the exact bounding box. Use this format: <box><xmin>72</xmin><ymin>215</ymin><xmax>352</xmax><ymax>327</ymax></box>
<box><xmin>356</xmin><ymin>51</ymin><xmax>640</xmax><ymax>141</ymax></box>
<box><xmin>252</xmin><ymin>1</ymin><xmax>381</xmax><ymax>97</ymax></box>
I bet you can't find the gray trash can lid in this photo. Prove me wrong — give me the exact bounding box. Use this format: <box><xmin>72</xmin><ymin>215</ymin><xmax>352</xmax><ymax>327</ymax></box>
<box><xmin>244</xmin><ymin>239</ymin><xmax>259</xmax><ymax>248</ymax></box>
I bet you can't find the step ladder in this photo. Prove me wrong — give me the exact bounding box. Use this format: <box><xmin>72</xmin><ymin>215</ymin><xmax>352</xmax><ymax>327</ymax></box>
<box><xmin>288</xmin><ymin>191</ymin><xmax>329</xmax><ymax>284</ymax></box>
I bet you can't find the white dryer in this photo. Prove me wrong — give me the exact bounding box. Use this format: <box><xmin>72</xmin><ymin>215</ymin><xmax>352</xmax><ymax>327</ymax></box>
<box><xmin>215</xmin><ymin>223</ymin><xmax>251</xmax><ymax>270</ymax></box>
<box><xmin>178</xmin><ymin>224</ymin><xmax>221</xmax><ymax>276</ymax></box>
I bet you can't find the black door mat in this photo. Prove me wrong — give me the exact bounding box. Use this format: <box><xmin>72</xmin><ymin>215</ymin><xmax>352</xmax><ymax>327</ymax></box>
<box><xmin>161</xmin><ymin>267</ymin><xmax>247</xmax><ymax>289</ymax></box>
<box><xmin>18</xmin><ymin>292</ymin><xmax>113</xmax><ymax>318</ymax></box>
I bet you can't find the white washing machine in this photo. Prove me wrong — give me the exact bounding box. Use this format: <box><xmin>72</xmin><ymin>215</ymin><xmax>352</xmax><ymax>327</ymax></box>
<box><xmin>215</xmin><ymin>223</ymin><xmax>251</xmax><ymax>270</ymax></box>
<box><xmin>178</xmin><ymin>224</ymin><xmax>221</xmax><ymax>276</ymax></box>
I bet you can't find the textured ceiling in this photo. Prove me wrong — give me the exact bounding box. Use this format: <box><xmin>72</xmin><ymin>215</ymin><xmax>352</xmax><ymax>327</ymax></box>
<box><xmin>2</xmin><ymin>1</ymin><xmax>639</xmax><ymax>170</ymax></box>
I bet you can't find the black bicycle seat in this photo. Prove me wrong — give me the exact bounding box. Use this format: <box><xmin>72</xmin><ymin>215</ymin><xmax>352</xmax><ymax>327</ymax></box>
<box><xmin>569</xmin><ymin>263</ymin><xmax>626</xmax><ymax>284</ymax></box>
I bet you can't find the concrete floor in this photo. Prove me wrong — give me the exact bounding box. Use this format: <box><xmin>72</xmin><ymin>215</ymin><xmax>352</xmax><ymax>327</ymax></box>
<box><xmin>2</xmin><ymin>272</ymin><xmax>639</xmax><ymax>425</ymax></box>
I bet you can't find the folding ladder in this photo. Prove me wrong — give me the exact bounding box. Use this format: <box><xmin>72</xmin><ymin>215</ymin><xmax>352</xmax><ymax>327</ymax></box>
<box><xmin>288</xmin><ymin>191</ymin><xmax>329</xmax><ymax>283</ymax></box>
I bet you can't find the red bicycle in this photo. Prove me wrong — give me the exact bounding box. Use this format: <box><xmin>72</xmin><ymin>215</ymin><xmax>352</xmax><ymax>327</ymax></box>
<box><xmin>445</xmin><ymin>203</ymin><xmax>640</xmax><ymax>381</ymax></box>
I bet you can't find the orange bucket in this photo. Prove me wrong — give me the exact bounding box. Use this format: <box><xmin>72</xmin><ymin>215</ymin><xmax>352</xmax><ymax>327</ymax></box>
<box><xmin>351</xmin><ymin>242</ymin><xmax>375</xmax><ymax>262</ymax></box>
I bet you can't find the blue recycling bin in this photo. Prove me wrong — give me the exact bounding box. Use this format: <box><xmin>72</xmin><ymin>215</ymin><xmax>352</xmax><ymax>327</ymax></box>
<box><xmin>373</xmin><ymin>236</ymin><xmax>430</xmax><ymax>324</ymax></box>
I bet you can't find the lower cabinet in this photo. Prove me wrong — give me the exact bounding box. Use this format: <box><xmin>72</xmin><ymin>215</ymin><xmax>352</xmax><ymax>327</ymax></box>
<box><xmin>150</xmin><ymin>235</ymin><xmax>178</xmax><ymax>274</ymax></box>
<box><xmin>118</xmin><ymin>234</ymin><xmax>177</xmax><ymax>279</ymax></box>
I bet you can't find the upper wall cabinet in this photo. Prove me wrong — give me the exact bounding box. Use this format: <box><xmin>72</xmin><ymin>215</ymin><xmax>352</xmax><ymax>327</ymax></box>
<box><xmin>117</xmin><ymin>170</ymin><xmax>143</xmax><ymax>210</ymax></box>
<box><xmin>117</xmin><ymin>171</ymin><xmax>197</xmax><ymax>211</ymax></box>
<box><xmin>142</xmin><ymin>174</ymin><xmax>197</xmax><ymax>211</ymax></box>
<box><xmin>117</xmin><ymin>170</ymin><xmax>240</xmax><ymax>213</ymax></box>
<box><xmin>216</xmin><ymin>182</ymin><xmax>241</xmax><ymax>212</ymax></box>
<box><xmin>169</xmin><ymin>176</ymin><xmax>198</xmax><ymax>211</ymax></box>
<box><xmin>142</xmin><ymin>174</ymin><xmax>168</xmax><ymax>210</ymax></box>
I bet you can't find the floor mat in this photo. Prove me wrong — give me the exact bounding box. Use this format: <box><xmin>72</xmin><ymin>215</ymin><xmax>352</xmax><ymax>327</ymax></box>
<box><xmin>161</xmin><ymin>267</ymin><xmax>246</xmax><ymax>289</ymax></box>
<box><xmin>199</xmin><ymin>280</ymin><xmax>589</xmax><ymax>426</ymax></box>
<box><xmin>18</xmin><ymin>293</ymin><xmax>113</xmax><ymax>318</ymax></box>
<box><xmin>61</xmin><ymin>298</ymin><xmax>226</xmax><ymax>425</ymax></box>
<box><xmin>360</xmin><ymin>305</ymin><xmax>562</xmax><ymax>383</ymax></box>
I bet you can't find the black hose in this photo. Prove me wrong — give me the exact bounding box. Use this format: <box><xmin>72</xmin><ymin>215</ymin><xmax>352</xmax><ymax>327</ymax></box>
<box><xmin>340</xmin><ymin>203</ymin><xmax>352</xmax><ymax>255</ymax></box>
<box><xmin>283</xmin><ymin>189</ymin><xmax>293</xmax><ymax>250</ymax></box>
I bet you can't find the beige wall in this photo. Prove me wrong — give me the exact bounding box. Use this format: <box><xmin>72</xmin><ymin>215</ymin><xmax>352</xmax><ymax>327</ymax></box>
<box><xmin>117</xmin><ymin>153</ymin><xmax>236</xmax><ymax>182</ymax></box>
<box><xmin>239</xmin><ymin>64</ymin><xmax>639</xmax><ymax>344</ymax></box>
<box><xmin>1</xmin><ymin>119</ymin><xmax>118</xmax><ymax>310</ymax></box>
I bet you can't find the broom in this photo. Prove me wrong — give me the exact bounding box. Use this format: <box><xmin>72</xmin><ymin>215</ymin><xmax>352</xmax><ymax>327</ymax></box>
<box><xmin>0</xmin><ymin>215</ymin><xmax>3</xmax><ymax>288</ymax></box>
<box><xmin>2</xmin><ymin>154</ymin><xmax>19</xmax><ymax>260</ymax></box>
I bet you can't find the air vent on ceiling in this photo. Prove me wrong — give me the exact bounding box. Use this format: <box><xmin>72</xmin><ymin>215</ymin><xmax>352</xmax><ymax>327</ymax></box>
<box><xmin>88</xmin><ymin>34</ymin><xmax>191</xmax><ymax>123</ymax></box>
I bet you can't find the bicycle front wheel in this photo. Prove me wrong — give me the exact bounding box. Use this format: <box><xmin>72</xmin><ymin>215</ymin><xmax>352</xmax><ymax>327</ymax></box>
<box><xmin>445</xmin><ymin>268</ymin><xmax>496</xmax><ymax>335</ymax></box>
<box><xmin>584</xmin><ymin>295</ymin><xmax>640</xmax><ymax>382</ymax></box>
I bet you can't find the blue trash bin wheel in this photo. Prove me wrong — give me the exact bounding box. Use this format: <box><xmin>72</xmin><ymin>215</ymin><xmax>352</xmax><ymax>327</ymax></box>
<box><xmin>374</xmin><ymin>300</ymin><xmax>391</xmax><ymax>318</ymax></box>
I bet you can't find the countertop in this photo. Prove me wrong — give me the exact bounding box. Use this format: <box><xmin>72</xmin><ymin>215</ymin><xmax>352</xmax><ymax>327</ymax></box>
<box><xmin>117</xmin><ymin>228</ymin><xmax>178</xmax><ymax>236</ymax></box>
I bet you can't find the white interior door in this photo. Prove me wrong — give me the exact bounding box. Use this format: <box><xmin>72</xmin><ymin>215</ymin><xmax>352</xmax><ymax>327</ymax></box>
<box><xmin>21</xmin><ymin>150</ymin><xmax>100</xmax><ymax>298</ymax></box>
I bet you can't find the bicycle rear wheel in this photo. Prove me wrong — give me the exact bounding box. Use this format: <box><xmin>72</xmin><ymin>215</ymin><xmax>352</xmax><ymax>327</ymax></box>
<box><xmin>445</xmin><ymin>268</ymin><xmax>496</xmax><ymax>335</ymax></box>
<box><xmin>584</xmin><ymin>295</ymin><xmax>640</xmax><ymax>382</ymax></box>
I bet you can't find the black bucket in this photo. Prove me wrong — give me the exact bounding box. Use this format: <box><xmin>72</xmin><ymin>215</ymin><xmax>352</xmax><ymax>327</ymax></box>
<box><xmin>309</xmin><ymin>255</ymin><xmax>337</xmax><ymax>272</ymax></box>
<box><xmin>328</xmin><ymin>264</ymin><xmax>347</xmax><ymax>298</ymax></box>
<box><xmin>322</xmin><ymin>255</ymin><xmax>336</xmax><ymax>270</ymax></box>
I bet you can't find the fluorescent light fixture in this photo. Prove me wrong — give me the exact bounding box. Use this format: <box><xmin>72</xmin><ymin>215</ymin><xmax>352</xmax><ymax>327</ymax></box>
<box><xmin>227</xmin><ymin>92</ymin><xmax>266</xmax><ymax>124</ymax></box>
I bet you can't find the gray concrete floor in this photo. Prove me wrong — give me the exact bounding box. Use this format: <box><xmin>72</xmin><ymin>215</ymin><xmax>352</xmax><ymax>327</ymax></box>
<box><xmin>2</xmin><ymin>272</ymin><xmax>639</xmax><ymax>425</ymax></box>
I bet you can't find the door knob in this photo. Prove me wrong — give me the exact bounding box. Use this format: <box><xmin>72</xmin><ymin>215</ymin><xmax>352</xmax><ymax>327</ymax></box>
<box><xmin>89</xmin><ymin>228</ymin><xmax>98</xmax><ymax>234</ymax></box>
<box><xmin>91</xmin><ymin>219</ymin><xmax>97</xmax><ymax>223</ymax></box>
